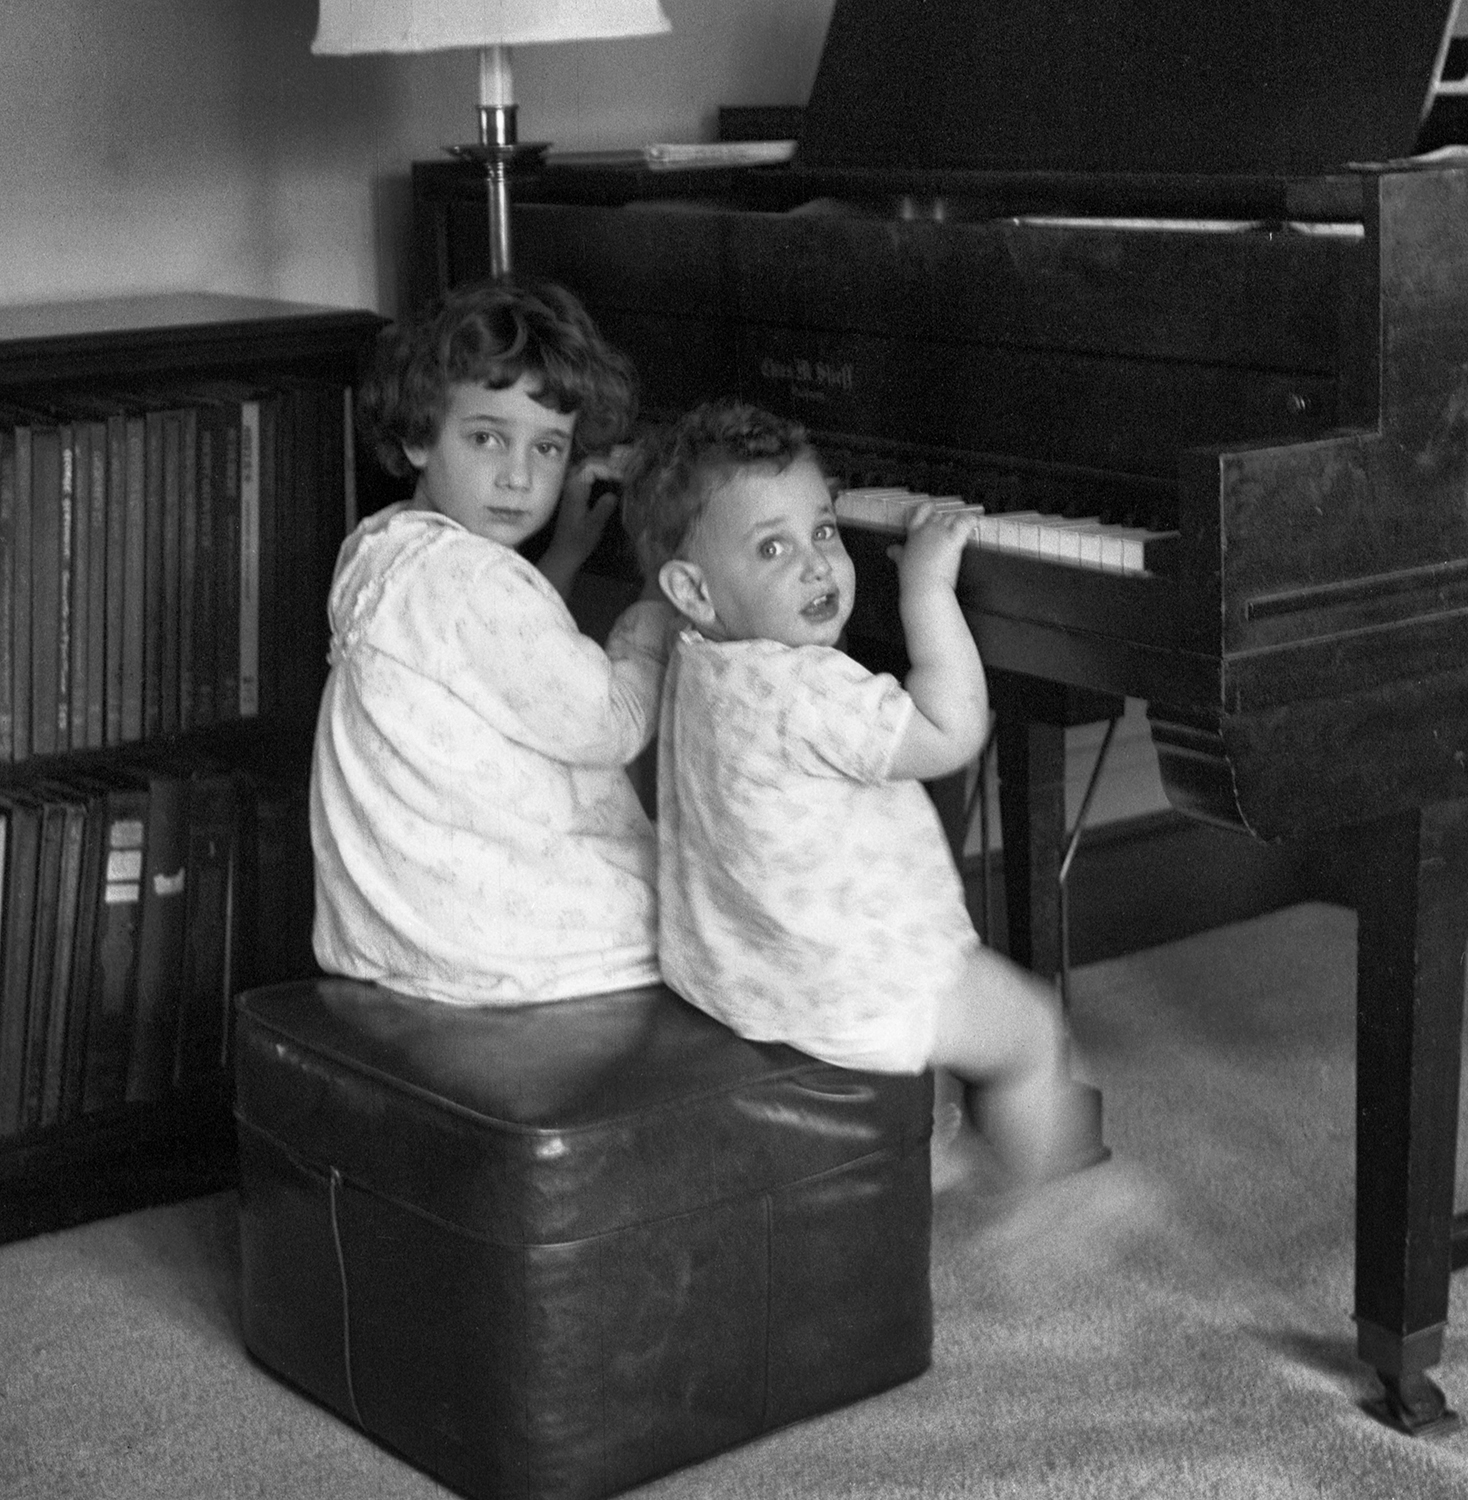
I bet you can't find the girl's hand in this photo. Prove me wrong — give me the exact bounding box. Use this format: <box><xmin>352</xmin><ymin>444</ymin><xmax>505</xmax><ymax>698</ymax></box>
<box><xmin>551</xmin><ymin>445</ymin><xmax>634</xmax><ymax>567</ymax></box>
<box><xmin>538</xmin><ymin>445</ymin><xmax>633</xmax><ymax>600</ymax></box>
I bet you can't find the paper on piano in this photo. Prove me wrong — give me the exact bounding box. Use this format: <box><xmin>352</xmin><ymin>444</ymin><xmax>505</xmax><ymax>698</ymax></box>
<box><xmin>546</xmin><ymin>140</ymin><xmax>796</xmax><ymax>171</ymax></box>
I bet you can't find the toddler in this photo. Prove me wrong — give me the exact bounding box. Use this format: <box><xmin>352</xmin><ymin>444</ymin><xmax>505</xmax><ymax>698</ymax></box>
<box><xmin>310</xmin><ymin>279</ymin><xmax>673</xmax><ymax>1004</ymax></box>
<box><xmin>622</xmin><ymin>401</ymin><xmax>1097</xmax><ymax>1191</ymax></box>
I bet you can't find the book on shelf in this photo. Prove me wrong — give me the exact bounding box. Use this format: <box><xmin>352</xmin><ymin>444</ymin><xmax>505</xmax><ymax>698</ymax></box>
<box><xmin>68</xmin><ymin>419</ymin><xmax>93</xmax><ymax>751</ymax></box>
<box><xmin>119</xmin><ymin>407</ymin><xmax>147</xmax><ymax>745</ymax></box>
<box><xmin>178</xmin><ymin>384</ymin><xmax>267</xmax><ymax>722</ymax></box>
<box><xmin>0</xmin><ymin>788</ymin><xmax>42</xmax><ymax>1136</ymax></box>
<box><xmin>15</xmin><ymin>399</ymin><xmax>93</xmax><ymax>763</ymax></box>
<box><xmin>0</xmin><ymin>427</ymin><xmax>14</xmax><ymax>762</ymax></box>
<box><xmin>83</xmin><ymin>413</ymin><xmax>109</xmax><ymax>752</ymax></box>
<box><xmin>242</xmin><ymin>395</ymin><xmax>261</xmax><ymax>719</ymax></box>
<box><xmin>184</xmin><ymin>385</ymin><xmax>245</xmax><ymax>723</ymax></box>
<box><xmin>0</xmin><ymin>810</ymin><xmax>6</xmax><ymax>1108</ymax></box>
<box><xmin>18</xmin><ymin>792</ymin><xmax>67</xmax><ymax>1134</ymax></box>
<box><xmin>123</xmin><ymin>759</ymin><xmax>191</xmax><ymax>1105</ymax></box>
<box><xmin>341</xmin><ymin>385</ymin><xmax>358</xmax><ymax>538</ymax></box>
<box><xmin>159</xmin><ymin>407</ymin><xmax>184</xmax><ymax>738</ymax></box>
<box><xmin>187</xmin><ymin>395</ymin><xmax>223</xmax><ymax>729</ymax></box>
<box><xmin>47</xmin><ymin>771</ymin><xmax>110</xmax><ymax>1124</ymax></box>
<box><xmin>176</xmin><ymin>405</ymin><xmax>198</xmax><ymax>734</ymax></box>
<box><xmin>4</xmin><ymin>412</ymin><xmax>33</xmax><ymax>761</ymax></box>
<box><xmin>220</xmin><ymin>396</ymin><xmax>243</xmax><ymax>724</ymax></box>
<box><xmin>78</xmin><ymin>769</ymin><xmax>148</xmax><ymax>1115</ymax></box>
<box><xmin>25</xmin><ymin>421</ymin><xmax>65</xmax><ymax>759</ymax></box>
<box><xmin>141</xmin><ymin>405</ymin><xmax>168</xmax><ymax>741</ymax></box>
<box><xmin>46</xmin><ymin>786</ymin><xmax>87</xmax><ymax>1127</ymax></box>
<box><xmin>103</xmin><ymin>408</ymin><xmax>129</xmax><ymax>749</ymax></box>
<box><xmin>29</xmin><ymin>783</ymin><xmax>86</xmax><ymax>1131</ymax></box>
<box><xmin>172</xmin><ymin>763</ymin><xmax>242</xmax><ymax>1088</ymax></box>
<box><xmin>261</xmin><ymin>395</ymin><xmax>283</xmax><ymax>721</ymax></box>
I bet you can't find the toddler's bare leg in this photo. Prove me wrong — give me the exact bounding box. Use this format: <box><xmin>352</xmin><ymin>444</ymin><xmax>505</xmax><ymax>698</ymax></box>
<box><xmin>930</xmin><ymin>948</ymin><xmax>1098</xmax><ymax>1189</ymax></box>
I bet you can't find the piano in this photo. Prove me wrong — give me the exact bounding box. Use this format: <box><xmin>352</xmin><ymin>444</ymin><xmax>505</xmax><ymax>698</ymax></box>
<box><xmin>412</xmin><ymin>0</ymin><xmax>1468</xmax><ymax>1435</ymax></box>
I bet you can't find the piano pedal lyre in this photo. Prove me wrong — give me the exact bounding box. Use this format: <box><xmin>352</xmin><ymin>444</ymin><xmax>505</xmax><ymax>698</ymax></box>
<box><xmin>962</xmin><ymin>710</ymin><xmax>1120</xmax><ymax>1009</ymax></box>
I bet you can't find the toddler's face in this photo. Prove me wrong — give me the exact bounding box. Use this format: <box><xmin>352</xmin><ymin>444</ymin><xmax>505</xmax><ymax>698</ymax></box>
<box><xmin>683</xmin><ymin>456</ymin><xmax>855</xmax><ymax>648</ymax></box>
<box><xmin>403</xmin><ymin>375</ymin><xmax>575</xmax><ymax>548</ymax></box>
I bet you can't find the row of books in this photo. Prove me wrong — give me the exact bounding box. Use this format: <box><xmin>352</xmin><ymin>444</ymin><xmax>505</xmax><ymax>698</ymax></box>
<box><xmin>0</xmin><ymin>748</ymin><xmax>316</xmax><ymax>1140</ymax></box>
<box><xmin>0</xmin><ymin>378</ymin><xmax>354</xmax><ymax>764</ymax></box>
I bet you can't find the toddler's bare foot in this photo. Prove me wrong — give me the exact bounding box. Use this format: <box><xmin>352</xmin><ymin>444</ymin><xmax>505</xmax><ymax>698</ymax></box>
<box><xmin>971</xmin><ymin>1068</ymin><xmax>1109</xmax><ymax>1192</ymax></box>
<box><xmin>931</xmin><ymin>1118</ymin><xmax>990</xmax><ymax>1194</ymax></box>
<box><xmin>1043</xmin><ymin>1077</ymin><xmax>1109</xmax><ymax>1180</ymax></box>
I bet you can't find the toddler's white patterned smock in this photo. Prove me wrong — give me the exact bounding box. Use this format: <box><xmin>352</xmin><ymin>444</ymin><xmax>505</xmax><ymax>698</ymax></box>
<box><xmin>657</xmin><ymin>628</ymin><xmax>981</xmax><ymax>1072</ymax></box>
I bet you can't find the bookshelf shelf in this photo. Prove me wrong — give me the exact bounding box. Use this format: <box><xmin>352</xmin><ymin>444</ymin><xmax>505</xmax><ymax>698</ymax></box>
<box><xmin>0</xmin><ymin>293</ymin><xmax>384</xmax><ymax>1245</ymax></box>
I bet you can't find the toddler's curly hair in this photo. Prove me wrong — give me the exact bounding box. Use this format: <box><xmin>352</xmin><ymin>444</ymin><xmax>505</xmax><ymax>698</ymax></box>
<box><xmin>621</xmin><ymin>401</ymin><xmax>816</xmax><ymax>578</ymax></box>
<box><xmin>358</xmin><ymin>279</ymin><xmax>637</xmax><ymax>478</ymax></box>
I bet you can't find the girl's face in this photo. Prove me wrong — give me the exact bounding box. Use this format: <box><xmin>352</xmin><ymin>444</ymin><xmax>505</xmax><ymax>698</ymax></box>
<box><xmin>675</xmin><ymin>456</ymin><xmax>855</xmax><ymax>648</ymax></box>
<box><xmin>404</xmin><ymin>375</ymin><xmax>577</xmax><ymax>548</ymax></box>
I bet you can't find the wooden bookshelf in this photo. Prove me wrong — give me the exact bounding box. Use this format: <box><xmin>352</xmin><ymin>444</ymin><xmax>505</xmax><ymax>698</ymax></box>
<box><xmin>0</xmin><ymin>293</ymin><xmax>384</xmax><ymax>1244</ymax></box>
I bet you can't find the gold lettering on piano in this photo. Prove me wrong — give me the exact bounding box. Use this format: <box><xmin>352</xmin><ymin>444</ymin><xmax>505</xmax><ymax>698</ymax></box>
<box><xmin>759</xmin><ymin>355</ymin><xmax>855</xmax><ymax>403</ymax></box>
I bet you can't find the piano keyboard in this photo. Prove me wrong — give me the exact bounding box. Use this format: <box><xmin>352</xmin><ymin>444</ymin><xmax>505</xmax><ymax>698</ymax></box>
<box><xmin>833</xmin><ymin>487</ymin><xmax>1179</xmax><ymax>576</ymax></box>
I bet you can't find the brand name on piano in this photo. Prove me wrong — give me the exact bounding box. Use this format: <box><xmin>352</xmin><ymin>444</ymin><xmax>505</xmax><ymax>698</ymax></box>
<box><xmin>759</xmin><ymin>355</ymin><xmax>854</xmax><ymax>400</ymax></box>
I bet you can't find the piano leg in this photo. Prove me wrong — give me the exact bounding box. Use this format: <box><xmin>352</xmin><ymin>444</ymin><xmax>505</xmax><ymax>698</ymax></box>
<box><xmin>995</xmin><ymin>713</ymin><xmax>1066</xmax><ymax>974</ymax></box>
<box><xmin>1353</xmin><ymin>800</ymin><xmax>1468</xmax><ymax>1437</ymax></box>
<box><xmin>988</xmin><ymin>671</ymin><xmax>1123</xmax><ymax>977</ymax></box>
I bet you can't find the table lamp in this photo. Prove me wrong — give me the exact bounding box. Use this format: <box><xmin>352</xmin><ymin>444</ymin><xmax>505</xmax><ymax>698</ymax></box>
<box><xmin>312</xmin><ymin>0</ymin><xmax>672</xmax><ymax>279</ymax></box>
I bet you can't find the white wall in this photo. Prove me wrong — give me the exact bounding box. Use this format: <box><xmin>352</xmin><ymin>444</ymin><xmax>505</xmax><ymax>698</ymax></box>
<box><xmin>0</xmin><ymin>0</ymin><xmax>835</xmax><ymax>317</ymax></box>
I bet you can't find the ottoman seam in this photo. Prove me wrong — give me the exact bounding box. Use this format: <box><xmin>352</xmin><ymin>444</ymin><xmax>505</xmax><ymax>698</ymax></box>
<box><xmin>761</xmin><ymin>1191</ymin><xmax>773</xmax><ymax>1431</ymax></box>
<box><xmin>239</xmin><ymin>1021</ymin><xmax>880</xmax><ymax>1132</ymax></box>
<box><xmin>328</xmin><ymin>1164</ymin><xmax>367</xmax><ymax>1431</ymax></box>
<box><xmin>238</xmin><ymin>1111</ymin><xmax>925</xmax><ymax>1245</ymax></box>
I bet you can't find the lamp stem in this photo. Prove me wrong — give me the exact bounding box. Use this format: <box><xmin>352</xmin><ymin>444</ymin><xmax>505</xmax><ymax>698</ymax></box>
<box><xmin>478</xmin><ymin>44</ymin><xmax>516</xmax><ymax>278</ymax></box>
<box><xmin>484</xmin><ymin>155</ymin><xmax>514</xmax><ymax>280</ymax></box>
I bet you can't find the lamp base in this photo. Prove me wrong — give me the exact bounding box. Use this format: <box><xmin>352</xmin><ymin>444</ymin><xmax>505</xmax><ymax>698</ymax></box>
<box><xmin>445</xmin><ymin>140</ymin><xmax>551</xmax><ymax>281</ymax></box>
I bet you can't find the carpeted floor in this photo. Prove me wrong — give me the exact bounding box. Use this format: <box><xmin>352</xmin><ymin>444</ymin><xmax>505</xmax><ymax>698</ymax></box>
<box><xmin>4</xmin><ymin>902</ymin><xmax>1468</xmax><ymax>1498</ymax></box>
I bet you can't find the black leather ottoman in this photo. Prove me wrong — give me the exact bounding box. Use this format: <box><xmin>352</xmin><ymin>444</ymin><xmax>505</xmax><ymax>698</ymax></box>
<box><xmin>233</xmin><ymin>978</ymin><xmax>934</xmax><ymax>1500</ymax></box>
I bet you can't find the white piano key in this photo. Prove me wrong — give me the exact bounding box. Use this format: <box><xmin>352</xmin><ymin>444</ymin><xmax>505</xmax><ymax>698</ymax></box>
<box><xmin>1035</xmin><ymin>517</ymin><xmax>1101</xmax><ymax>563</ymax></box>
<box><xmin>990</xmin><ymin>510</ymin><xmax>1051</xmax><ymax>553</ymax></box>
<box><xmin>1076</xmin><ymin>526</ymin><xmax>1105</xmax><ymax>568</ymax></box>
<box><xmin>1112</xmin><ymin>525</ymin><xmax>1181</xmax><ymax>573</ymax></box>
<box><xmin>835</xmin><ymin>488</ymin><xmax>914</xmax><ymax>528</ymax></box>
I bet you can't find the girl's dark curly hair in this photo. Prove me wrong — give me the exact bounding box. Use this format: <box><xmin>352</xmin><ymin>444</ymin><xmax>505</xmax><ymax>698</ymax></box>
<box><xmin>621</xmin><ymin>401</ymin><xmax>817</xmax><ymax>578</ymax></box>
<box><xmin>358</xmin><ymin>279</ymin><xmax>637</xmax><ymax>478</ymax></box>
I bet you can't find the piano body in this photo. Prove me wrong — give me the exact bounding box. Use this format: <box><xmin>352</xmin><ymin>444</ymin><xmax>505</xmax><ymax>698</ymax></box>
<box><xmin>413</xmin><ymin>0</ymin><xmax>1468</xmax><ymax>1433</ymax></box>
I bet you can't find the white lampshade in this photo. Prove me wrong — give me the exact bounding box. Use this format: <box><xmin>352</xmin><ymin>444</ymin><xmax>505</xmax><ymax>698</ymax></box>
<box><xmin>311</xmin><ymin>0</ymin><xmax>671</xmax><ymax>54</ymax></box>
<box><xmin>313</xmin><ymin>0</ymin><xmax>670</xmax><ymax>278</ymax></box>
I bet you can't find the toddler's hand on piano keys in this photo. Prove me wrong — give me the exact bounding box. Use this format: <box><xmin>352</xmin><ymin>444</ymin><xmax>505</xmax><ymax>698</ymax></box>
<box><xmin>888</xmin><ymin>501</ymin><xmax>977</xmax><ymax>596</ymax></box>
